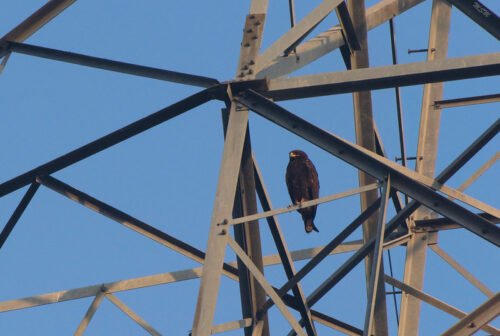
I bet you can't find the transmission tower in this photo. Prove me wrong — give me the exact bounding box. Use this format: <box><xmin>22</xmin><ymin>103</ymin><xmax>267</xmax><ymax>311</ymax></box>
<box><xmin>0</xmin><ymin>0</ymin><xmax>499</xmax><ymax>335</ymax></box>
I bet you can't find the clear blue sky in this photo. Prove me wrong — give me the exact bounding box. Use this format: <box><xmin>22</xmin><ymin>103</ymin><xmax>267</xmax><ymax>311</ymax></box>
<box><xmin>0</xmin><ymin>1</ymin><xmax>498</xmax><ymax>335</ymax></box>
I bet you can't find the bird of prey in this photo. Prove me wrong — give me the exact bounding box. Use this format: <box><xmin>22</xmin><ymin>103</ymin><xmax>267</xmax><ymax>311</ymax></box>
<box><xmin>286</xmin><ymin>150</ymin><xmax>320</xmax><ymax>233</ymax></box>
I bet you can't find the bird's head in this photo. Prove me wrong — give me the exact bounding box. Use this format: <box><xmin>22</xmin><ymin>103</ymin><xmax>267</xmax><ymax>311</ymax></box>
<box><xmin>289</xmin><ymin>150</ymin><xmax>308</xmax><ymax>160</ymax></box>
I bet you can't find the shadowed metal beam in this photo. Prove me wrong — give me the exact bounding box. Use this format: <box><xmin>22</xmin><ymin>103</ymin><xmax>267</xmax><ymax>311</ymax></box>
<box><xmin>447</xmin><ymin>0</ymin><xmax>500</xmax><ymax>40</ymax></box>
<box><xmin>441</xmin><ymin>293</ymin><xmax>500</xmax><ymax>336</ymax></box>
<box><xmin>385</xmin><ymin>275</ymin><xmax>500</xmax><ymax>335</ymax></box>
<box><xmin>0</xmin><ymin>182</ymin><xmax>39</xmax><ymax>249</ymax></box>
<box><xmin>414</xmin><ymin>213</ymin><xmax>499</xmax><ymax>231</ymax></box>
<box><xmin>3</xmin><ymin>41</ymin><xmax>219</xmax><ymax>88</ymax></box>
<box><xmin>237</xmin><ymin>90</ymin><xmax>500</xmax><ymax>246</ymax></box>
<box><xmin>264</xmin><ymin>53</ymin><xmax>500</xmax><ymax>100</ymax></box>
<box><xmin>257</xmin><ymin>0</ymin><xmax>426</xmax><ymax>78</ymax></box>
<box><xmin>36</xmin><ymin>175</ymin><xmax>239</xmax><ymax>280</ymax></box>
<box><xmin>434</xmin><ymin>93</ymin><xmax>500</xmax><ymax>109</ymax></box>
<box><xmin>0</xmin><ymin>86</ymin><xmax>221</xmax><ymax>198</ymax></box>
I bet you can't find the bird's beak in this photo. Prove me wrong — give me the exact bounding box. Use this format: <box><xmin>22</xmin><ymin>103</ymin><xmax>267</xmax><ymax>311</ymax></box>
<box><xmin>289</xmin><ymin>152</ymin><xmax>298</xmax><ymax>158</ymax></box>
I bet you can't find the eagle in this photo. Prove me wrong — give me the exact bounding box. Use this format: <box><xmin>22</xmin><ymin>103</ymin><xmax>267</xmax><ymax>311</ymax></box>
<box><xmin>286</xmin><ymin>150</ymin><xmax>320</xmax><ymax>233</ymax></box>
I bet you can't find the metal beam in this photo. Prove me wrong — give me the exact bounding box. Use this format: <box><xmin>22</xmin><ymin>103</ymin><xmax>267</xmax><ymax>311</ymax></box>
<box><xmin>211</xmin><ymin>318</ymin><xmax>253</xmax><ymax>334</ymax></box>
<box><xmin>253</xmin><ymin>158</ymin><xmax>316</xmax><ymax>335</ymax></box>
<box><xmin>230</xmin><ymin>183</ymin><xmax>379</xmax><ymax>226</ymax></box>
<box><xmin>106</xmin><ymin>294</ymin><xmax>162</xmax><ymax>336</ymax></box>
<box><xmin>335</xmin><ymin>2</ymin><xmax>360</xmax><ymax>51</ymax></box>
<box><xmin>258</xmin><ymin>198</ymin><xmax>381</xmax><ymax>315</ymax></box>
<box><xmin>385</xmin><ymin>275</ymin><xmax>500</xmax><ymax>335</ymax></box>
<box><xmin>457</xmin><ymin>152</ymin><xmax>499</xmax><ymax>192</ymax></box>
<box><xmin>363</xmin><ymin>177</ymin><xmax>391</xmax><ymax>335</ymax></box>
<box><xmin>400</xmin><ymin>1</ymin><xmax>451</xmax><ymax>333</ymax></box>
<box><xmin>237</xmin><ymin>91</ymin><xmax>500</xmax><ymax>246</ymax></box>
<box><xmin>3</xmin><ymin>41</ymin><xmax>219</xmax><ymax>88</ymax></box>
<box><xmin>232</xmin><ymin>6</ymin><xmax>269</xmax><ymax>335</ymax></box>
<box><xmin>441</xmin><ymin>293</ymin><xmax>500</xmax><ymax>336</ymax></box>
<box><xmin>0</xmin><ymin>86</ymin><xmax>220</xmax><ymax>198</ymax></box>
<box><xmin>227</xmin><ymin>236</ymin><xmax>306</xmax><ymax>336</ymax></box>
<box><xmin>36</xmin><ymin>175</ymin><xmax>239</xmax><ymax>280</ymax></box>
<box><xmin>0</xmin><ymin>0</ymin><xmax>76</xmax><ymax>46</ymax></box>
<box><xmin>414</xmin><ymin>213</ymin><xmax>499</xmax><ymax>231</ymax></box>
<box><xmin>429</xmin><ymin>244</ymin><xmax>494</xmax><ymax>298</ymax></box>
<box><xmin>257</xmin><ymin>0</ymin><xmax>426</xmax><ymax>78</ymax></box>
<box><xmin>0</xmin><ymin>240</ymin><xmax>361</xmax><ymax>314</ymax></box>
<box><xmin>191</xmin><ymin>99</ymin><xmax>249</xmax><ymax>336</ymax></box>
<box><xmin>263</xmin><ymin>52</ymin><xmax>500</xmax><ymax>100</ymax></box>
<box><xmin>447</xmin><ymin>0</ymin><xmax>500</xmax><ymax>40</ymax></box>
<box><xmin>74</xmin><ymin>288</ymin><xmax>106</xmax><ymax>336</ymax></box>
<box><xmin>0</xmin><ymin>182</ymin><xmax>39</xmax><ymax>249</ymax></box>
<box><xmin>347</xmin><ymin>0</ymin><xmax>388</xmax><ymax>331</ymax></box>
<box><xmin>434</xmin><ymin>93</ymin><xmax>500</xmax><ymax>109</ymax></box>
<box><xmin>255</xmin><ymin>0</ymin><xmax>343</xmax><ymax>73</ymax></box>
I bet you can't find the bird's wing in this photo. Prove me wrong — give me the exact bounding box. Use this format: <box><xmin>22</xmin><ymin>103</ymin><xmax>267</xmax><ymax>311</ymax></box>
<box><xmin>306</xmin><ymin>159</ymin><xmax>320</xmax><ymax>200</ymax></box>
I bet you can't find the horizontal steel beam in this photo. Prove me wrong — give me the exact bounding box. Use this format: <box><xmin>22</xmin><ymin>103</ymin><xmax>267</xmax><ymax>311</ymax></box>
<box><xmin>3</xmin><ymin>41</ymin><xmax>219</xmax><ymax>88</ymax></box>
<box><xmin>263</xmin><ymin>53</ymin><xmax>500</xmax><ymax>100</ymax></box>
<box><xmin>0</xmin><ymin>86</ymin><xmax>221</xmax><ymax>198</ymax></box>
<box><xmin>237</xmin><ymin>90</ymin><xmax>500</xmax><ymax>246</ymax></box>
<box><xmin>434</xmin><ymin>92</ymin><xmax>500</xmax><ymax>109</ymax></box>
<box><xmin>414</xmin><ymin>213</ymin><xmax>499</xmax><ymax>231</ymax></box>
<box><xmin>229</xmin><ymin>183</ymin><xmax>378</xmax><ymax>225</ymax></box>
<box><xmin>447</xmin><ymin>0</ymin><xmax>500</xmax><ymax>40</ymax></box>
<box><xmin>0</xmin><ymin>240</ymin><xmax>360</xmax><ymax>313</ymax></box>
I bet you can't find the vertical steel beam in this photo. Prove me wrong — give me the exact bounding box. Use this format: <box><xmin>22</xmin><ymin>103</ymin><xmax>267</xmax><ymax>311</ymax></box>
<box><xmin>399</xmin><ymin>1</ymin><xmax>451</xmax><ymax>334</ymax></box>
<box><xmin>0</xmin><ymin>182</ymin><xmax>39</xmax><ymax>249</ymax></box>
<box><xmin>191</xmin><ymin>99</ymin><xmax>249</xmax><ymax>336</ymax></box>
<box><xmin>363</xmin><ymin>176</ymin><xmax>391</xmax><ymax>336</ymax></box>
<box><xmin>232</xmin><ymin>2</ymin><xmax>269</xmax><ymax>334</ymax></box>
<box><xmin>347</xmin><ymin>0</ymin><xmax>388</xmax><ymax>333</ymax></box>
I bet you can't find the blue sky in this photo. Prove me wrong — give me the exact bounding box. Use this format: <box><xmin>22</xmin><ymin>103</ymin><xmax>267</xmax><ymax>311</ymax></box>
<box><xmin>0</xmin><ymin>1</ymin><xmax>499</xmax><ymax>335</ymax></box>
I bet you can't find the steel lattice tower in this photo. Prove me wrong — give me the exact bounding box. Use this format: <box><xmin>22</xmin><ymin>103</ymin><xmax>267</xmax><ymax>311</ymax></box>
<box><xmin>0</xmin><ymin>1</ymin><xmax>499</xmax><ymax>335</ymax></box>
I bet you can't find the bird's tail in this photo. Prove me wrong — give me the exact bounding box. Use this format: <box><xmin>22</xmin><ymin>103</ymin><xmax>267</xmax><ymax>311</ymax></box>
<box><xmin>304</xmin><ymin>218</ymin><xmax>319</xmax><ymax>233</ymax></box>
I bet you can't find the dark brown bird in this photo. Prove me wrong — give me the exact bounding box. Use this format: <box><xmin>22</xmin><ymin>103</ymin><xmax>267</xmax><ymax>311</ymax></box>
<box><xmin>286</xmin><ymin>150</ymin><xmax>320</xmax><ymax>233</ymax></box>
